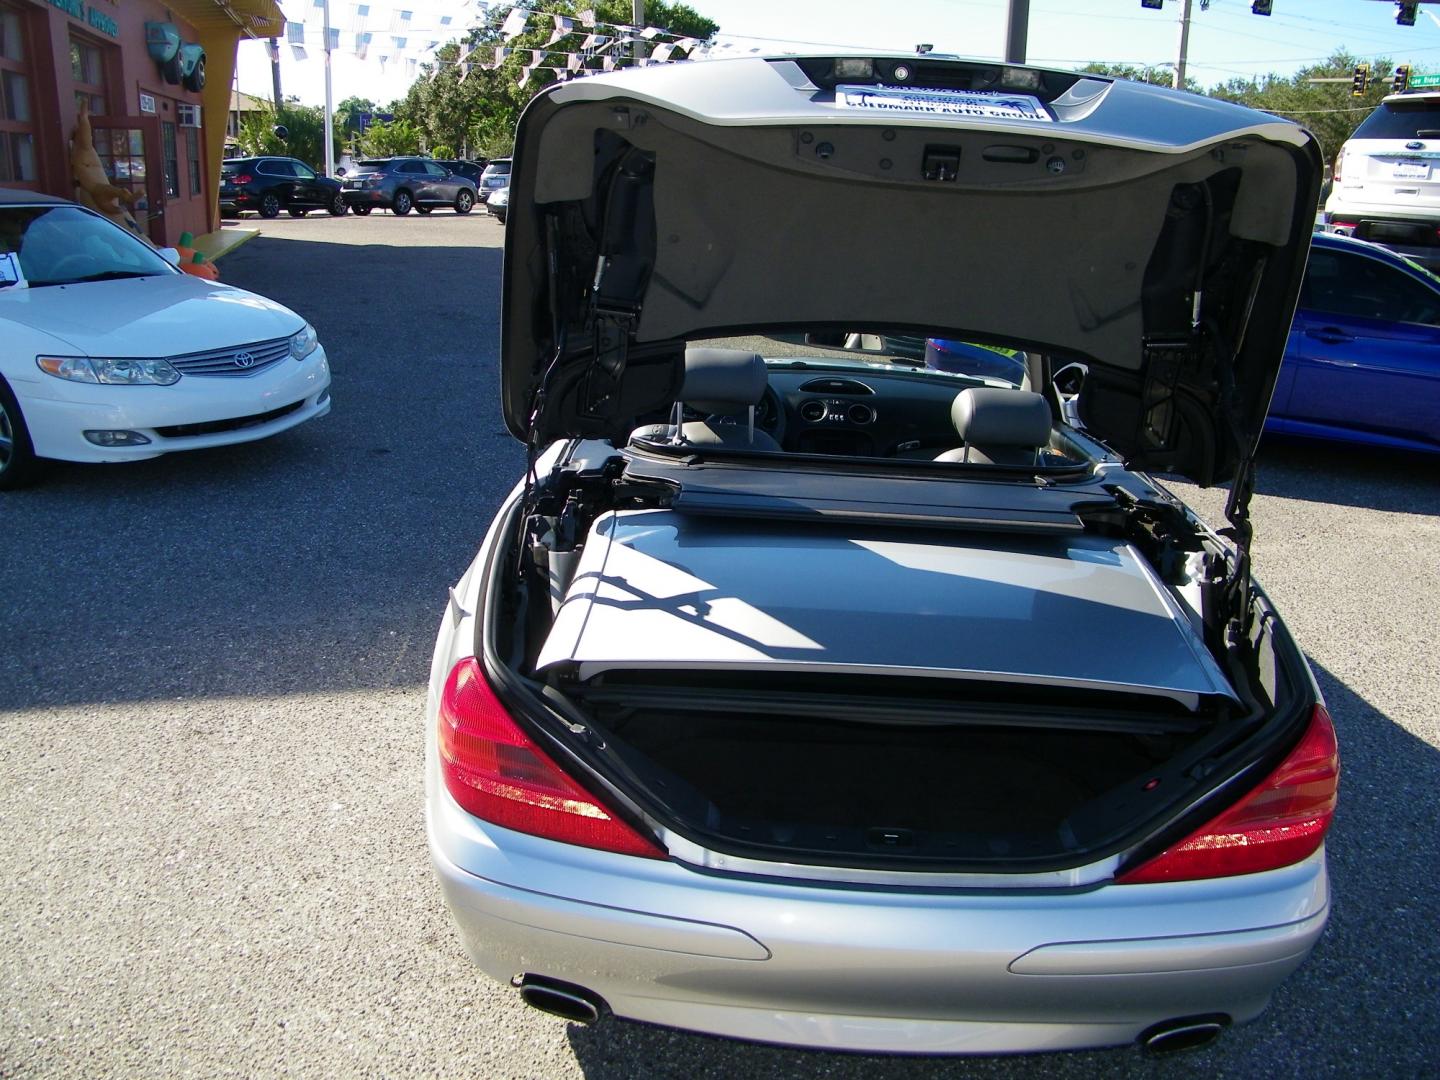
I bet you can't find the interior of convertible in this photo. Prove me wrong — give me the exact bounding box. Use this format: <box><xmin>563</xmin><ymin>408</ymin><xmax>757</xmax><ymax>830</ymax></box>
<box><xmin>624</xmin><ymin>333</ymin><xmax>1091</xmax><ymax>468</ymax></box>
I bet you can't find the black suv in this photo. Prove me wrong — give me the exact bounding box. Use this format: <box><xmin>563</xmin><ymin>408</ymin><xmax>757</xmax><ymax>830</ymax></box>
<box><xmin>220</xmin><ymin>157</ymin><xmax>347</xmax><ymax>219</ymax></box>
<box><xmin>435</xmin><ymin>159</ymin><xmax>487</xmax><ymax>185</ymax></box>
<box><xmin>340</xmin><ymin>158</ymin><xmax>479</xmax><ymax>216</ymax></box>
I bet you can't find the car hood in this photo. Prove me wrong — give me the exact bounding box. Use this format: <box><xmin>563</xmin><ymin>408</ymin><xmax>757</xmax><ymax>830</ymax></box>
<box><xmin>501</xmin><ymin>55</ymin><xmax>1322</xmax><ymax>486</ymax></box>
<box><xmin>0</xmin><ymin>275</ymin><xmax>305</xmax><ymax>356</ymax></box>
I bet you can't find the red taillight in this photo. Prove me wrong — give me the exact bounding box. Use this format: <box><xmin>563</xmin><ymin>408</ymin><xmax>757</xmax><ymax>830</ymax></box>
<box><xmin>437</xmin><ymin>657</ymin><xmax>665</xmax><ymax>859</ymax></box>
<box><xmin>1117</xmin><ymin>705</ymin><xmax>1338</xmax><ymax>885</ymax></box>
<box><xmin>234</xmin><ymin>174</ymin><xmax>253</xmax><ymax>184</ymax></box>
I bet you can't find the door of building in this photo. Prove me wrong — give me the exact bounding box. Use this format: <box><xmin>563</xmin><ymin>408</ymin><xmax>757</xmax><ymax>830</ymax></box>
<box><xmin>87</xmin><ymin>116</ymin><xmax>165</xmax><ymax>245</ymax></box>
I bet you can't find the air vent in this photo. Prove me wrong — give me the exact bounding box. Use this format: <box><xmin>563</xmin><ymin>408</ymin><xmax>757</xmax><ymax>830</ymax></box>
<box><xmin>798</xmin><ymin>378</ymin><xmax>874</xmax><ymax>395</ymax></box>
<box><xmin>799</xmin><ymin>400</ymin><xmax>828</xmax><ymax>422</ymax></box>
<box><xmin>847</xmin><ymin>403</ymin><xmax>875</xmax><ymax>425</ymax></box>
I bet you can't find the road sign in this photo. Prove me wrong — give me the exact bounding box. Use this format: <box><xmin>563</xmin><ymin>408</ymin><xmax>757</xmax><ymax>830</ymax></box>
<box><xmin>1411</xmin><ymin>72</ymin><xmax>1440</xmax><ymax>88</ymax></box>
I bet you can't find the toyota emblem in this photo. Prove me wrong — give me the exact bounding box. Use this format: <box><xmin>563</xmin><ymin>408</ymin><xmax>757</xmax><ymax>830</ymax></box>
<box><xmin>233</xmin><ymin>351</ymin><xmax>255</xmax><ymax>368</ymax></box>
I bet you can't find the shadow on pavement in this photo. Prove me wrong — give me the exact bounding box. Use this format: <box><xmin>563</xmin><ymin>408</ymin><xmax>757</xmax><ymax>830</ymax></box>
<box><xmin>563</xmin><ymin>661</ymin><xmax>1440</xmax><ymax>1079</ymax></box>
<box><xmin>0</xmin><ymin>233</ymin><xmax>516</xmax><ymax>710</ymax></box>
<box><xmin>1254</xmin><ymin>435</ymin><xmax>1440</xmax><ymax>515</ymax></box>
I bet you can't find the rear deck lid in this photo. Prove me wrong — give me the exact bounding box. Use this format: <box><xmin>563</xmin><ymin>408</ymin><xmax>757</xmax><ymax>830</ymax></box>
<box><xmin>538</xmin><ymin>509</ymin><xmax>1237</xmax><ymax>709</ymax></box>
<box><xmin>502</xmin><ymin>55</ymin><xmax>1322</xmax><ymax>486</ymax></box>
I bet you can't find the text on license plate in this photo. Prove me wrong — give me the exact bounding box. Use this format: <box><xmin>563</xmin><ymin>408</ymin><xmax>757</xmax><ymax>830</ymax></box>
<box><xmin>1392</xmin><ymin>161</ymin><xmax>1429</xmax><ymax>180</ymax></box>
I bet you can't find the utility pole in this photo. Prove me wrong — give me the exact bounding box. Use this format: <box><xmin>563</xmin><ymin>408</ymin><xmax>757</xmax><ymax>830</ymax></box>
<box><xmin>632</xmin><ymin>0</ymin><xmax>644</xmax><ymax>63</ymax></box>
<box><xmin>1173</xmin><ymin>0</ymin><xmax>1193</xmax><ymax>89</ymax></box>
<box><xmin>269</xmin><ymin>37</ymin><xmax>283</xmax><ymax>110</ymax></box>
<box><xmin>323</xmin><ymin>0</ymin><xmax>335</xmax><ymax>177</ymax></box>
<box><xmin>1004</xmin><ymin>0</ymin><xmax>1030</xmax><ymax>64</ymax></box>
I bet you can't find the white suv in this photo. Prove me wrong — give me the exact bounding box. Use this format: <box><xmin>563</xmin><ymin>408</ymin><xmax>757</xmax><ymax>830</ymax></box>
<box><xmin>1325</xmin><ymin>91</ymin><xmax>1440</xmax><ymax>265</ymax></box>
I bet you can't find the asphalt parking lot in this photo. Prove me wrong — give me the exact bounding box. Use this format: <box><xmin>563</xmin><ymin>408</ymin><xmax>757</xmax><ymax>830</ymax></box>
<box><xmin>3</xmin><ymin>209</ymin><xmax>1438</xmax><ymax>1078</ymax></box>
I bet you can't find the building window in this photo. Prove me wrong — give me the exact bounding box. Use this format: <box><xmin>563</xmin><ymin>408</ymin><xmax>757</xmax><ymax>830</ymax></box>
<box><xmin>162</xmin><ymin>121</ymin><xmax>178</xmax><ymax>198</ymax></box>
<box><xmin>185</xmin><ymin>126</ymin><xmax>200</xmax><ymax>196</ymax></box>
<box><xmin>0</xmin><ymin>5</ymin><xmax>33</xmax><ymax>182</ymax></box>
<box><xmin>70</xmin><ymin>37</ymin><xmax>106</xmax><ymax>115</ymax></box>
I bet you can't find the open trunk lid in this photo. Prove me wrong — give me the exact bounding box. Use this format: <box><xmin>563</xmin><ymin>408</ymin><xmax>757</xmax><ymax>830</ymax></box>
<box><xmin>502</xmin><ymin>55</ymin><xmax>1323</xmax><ymax>487</ymax></box>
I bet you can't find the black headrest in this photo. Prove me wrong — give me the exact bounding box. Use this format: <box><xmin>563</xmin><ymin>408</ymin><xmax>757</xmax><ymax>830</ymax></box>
<box><xmin>951</xmin><ymin>388</ymin><xmax>1052</xmax><ymax>447</ymax></box>
<box><xmin>680</xmin><ymin>347</ymin><xmax>768</xmax><ymax>414</ymax></box>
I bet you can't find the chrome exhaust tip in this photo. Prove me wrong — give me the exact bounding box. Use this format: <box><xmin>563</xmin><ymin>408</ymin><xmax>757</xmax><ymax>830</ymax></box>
<box><xmin>514</xmin><ymin>974</ymin><xmax>606</xmax><ymax>1025</ymax></box>
<box><xmin>1138</xmin><ymin>1014</ymin><xmax>1229</xmax><ymax>1054</ymax></box>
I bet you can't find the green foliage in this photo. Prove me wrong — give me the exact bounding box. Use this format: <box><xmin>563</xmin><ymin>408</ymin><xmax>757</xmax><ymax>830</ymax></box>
<box><xmin>1080</xmin><ymin>62</ymin><xmax>1198</xmax><ymax>92</ymax></box>
<box><xmin>234</xmin><ymin>100</ymin><xmax>334</xmax><ymax>170</ymax></box>
<box><xmin>334</xmin><ymin>96</ymin><xmax>377</xmax><ymax>137</ymax></box>
<box><xmin>1207</xmin><ymin>51</ymin><xmax>1396</xmax><ymax>163</ymax></box>
<box><xmin>356</xmin><ymin>117</ymin><xmax>422</xmax><ymax>158</ymax></box>
<box><xmin>391</xmin><ymin>0</ymin><xmax>719</xmax><ymax>160</ymax></box>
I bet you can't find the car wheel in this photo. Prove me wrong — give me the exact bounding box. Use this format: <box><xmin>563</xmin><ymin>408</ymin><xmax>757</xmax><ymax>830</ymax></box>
<box><xmin>416</xmin><ymin>205</ymin><xmax>433</xmax><ymax>215</ymax></box>
<box><xmin>352</xmin><ymin>204</ymin><xmax>371</xmax><ymax>216</ymax></box>
<box><xmin>0</xmin><ymin>377</ymin><xmax>40</xmax><ymax>490</ymax></box>
<box><xmin>329</xmin><ymin>194</ymin><xmax>347</xmax><ymax>216</ymax></box>
<box><xmin>259</xmin><ymin>193</ymin><xmax>281</xmax><ymax>218</ymax></box>
<box><xmin>392</xmin><ymin>190</ymin><xmax>413</xmax><ymax>215</ymax></box>
<box><xmin>455</xmin><ymin>190</ymin><xmax>474</xmax><ymax>214</ymax></box>
<box><xmin>287</xmin><ymin>207</ymin><xmax>308</xmax><ymax>217</ymax></box>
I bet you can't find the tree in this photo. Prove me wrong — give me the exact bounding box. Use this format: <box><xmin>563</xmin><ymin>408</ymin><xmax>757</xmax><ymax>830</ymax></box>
<box><xmin>334</xmin><ymin>96</ymin><xmax>376</xmax><ymax>139</ymax></box>
<box><xmin>394</xmin><ymin>0</ymin><xmax>720</xmax><ymax>159</ymax></box>
<box><xmin>356</xmin><ymin>117</ymin><xmax>422</xmax><ymax>157</ymax></box>
<box><xmin>1207</xmin><ymin>51</ymin><xmax>1395</xmax><ymax>164</ymax></box>
<box><xmin>235</xmin><ymin>100</ymin><xmax>334</xmax><ymax>170</ymax></box>
<box><xmin>1080</xmin><ymin>62</ymin><xmax>1198</xmax><ymax>93</ymax></box>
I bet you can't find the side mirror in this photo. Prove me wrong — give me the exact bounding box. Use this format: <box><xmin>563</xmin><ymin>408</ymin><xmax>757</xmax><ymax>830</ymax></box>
<box><xmin>158</xmin><ymin>246</ymin><xmax>182</xmax><ymax>267</ymax></box>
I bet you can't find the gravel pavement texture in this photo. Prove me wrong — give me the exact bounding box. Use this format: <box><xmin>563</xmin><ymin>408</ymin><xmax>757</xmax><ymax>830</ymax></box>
<box><xmin>2</xmin><ymin>210</ymin><xmax>1438</xmax><ymax>1078</ymax></box>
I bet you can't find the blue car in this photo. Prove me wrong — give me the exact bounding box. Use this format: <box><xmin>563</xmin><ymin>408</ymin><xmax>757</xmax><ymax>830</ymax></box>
<box><xmin>1270</xmin><ymin>232</ymin><xmax>1440</xmax><ymax>453</ymax></box>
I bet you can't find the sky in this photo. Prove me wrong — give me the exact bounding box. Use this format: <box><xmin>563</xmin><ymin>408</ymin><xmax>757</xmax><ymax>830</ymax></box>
<box><xmin>235</xmin><ymin>0</ymin><xmax>1440</xmax><ymax>111</ymax></box>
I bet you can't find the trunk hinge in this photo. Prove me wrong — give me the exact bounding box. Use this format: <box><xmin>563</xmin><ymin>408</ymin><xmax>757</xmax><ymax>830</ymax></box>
<box><xmin>583</xmin><ymin>254</ymin><xmax>641</xmax><ymax>420</ymax></box>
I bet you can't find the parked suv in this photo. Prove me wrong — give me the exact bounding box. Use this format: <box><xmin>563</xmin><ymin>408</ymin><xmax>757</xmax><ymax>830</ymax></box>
<box><xmin>478</xmin><ymin>158</ymin><xmax>510</xmax><ymax>203</ymax></box>
<box><xmin>220</xmin><ymin>157</ymin><xmax>347</xmax><ymax>219</ymax></box>
<box><xmin>435</xmin><ymin>159</ymin><xmax>487</xmax><ymax>185</ymax></box>
<box><xmin>341</xmin><ymin>158</ymin><xmax>478</xmax><ymax>216</ymax></box>
<box><xmin>1325</xmin><ymin>91</ymin><xmax>1440</xmax><ymax>265</ymax></box>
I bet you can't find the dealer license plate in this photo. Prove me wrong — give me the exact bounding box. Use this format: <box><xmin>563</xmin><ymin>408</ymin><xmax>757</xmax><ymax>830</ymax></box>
<box><xmin>1391</xmin><ymin>161</ymin><xmax>1429</xmax><ymax>180</ymax></box>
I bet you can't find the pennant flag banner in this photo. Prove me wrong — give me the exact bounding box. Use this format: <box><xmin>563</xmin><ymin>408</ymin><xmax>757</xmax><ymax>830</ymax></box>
<box><xmin>390</xmin><ymin>8</ymin><xmax>411</xmax><ymax>30</ymax></box>
<box><xmin>291</xmin><ymin>43</ymin><xmax>308</xmax><ymax>60</ymax></box>
<box><xmin>651</xmin><ymin>43</ymin><xmax>673</xmax><ymax>62</ymax></box>
<box><xmin>353</xmin><ymin>31</ymin><xmax>369</xmax><ymax>58</ymax></box>
<box><xmin>327</xmin><ymin>27</ymin><xmax>340</xmax><ymax>49</ymax></box>
<box><xmin>501</xmin><ymin>6</ymin><xmax>529</xmax><ymax>41</ymax></box>
<box><xmin>578</xmin><ymin>8</ymin><xmax>596</xmax><ymax>28</ymax></box>
<box><xmin>352</xmin><ymin>3</ymin><xmax>369</xmax><ymax>30</ymax></box>
<box><xmin>567</xmin><ymin>52</ymin><xmax>582</xmax><ymax>71</ymax></box>
<box><xmin>285</xmin><ymin>21</ymin><xmax>305</xmax><ymax>43</ymax></box>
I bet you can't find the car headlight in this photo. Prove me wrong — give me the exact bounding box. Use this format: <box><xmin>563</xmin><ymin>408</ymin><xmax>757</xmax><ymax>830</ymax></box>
<box><xmin>37</xmin><ymin>355</ymin><xmax>181</xmax><ymax>385</ymax></box>
<box><xmin>290</xmin><ymin>323</ymin><xmax>319</xmax><ymax>360</ymax></box>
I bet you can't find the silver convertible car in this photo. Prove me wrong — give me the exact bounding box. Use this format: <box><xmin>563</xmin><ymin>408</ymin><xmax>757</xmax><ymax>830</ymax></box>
<box><xmin>426</xmin><ymin>56</ymin><xmax>1337</xmax><ymax>1056</ymax></box>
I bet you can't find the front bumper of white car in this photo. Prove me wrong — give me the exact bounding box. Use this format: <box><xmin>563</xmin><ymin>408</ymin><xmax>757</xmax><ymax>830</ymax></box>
<box><xmin>16</xmin><ymin>346</ymin><xmax>331</xmax><ymax>463</ymax></box>
<box><xmin>427</xmin><ymin>769</ymin><xmax>1330</xmax><ymax>1055</ymax></box>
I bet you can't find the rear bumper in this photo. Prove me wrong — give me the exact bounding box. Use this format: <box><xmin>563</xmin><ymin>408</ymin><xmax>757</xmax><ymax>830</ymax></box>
<box><xmin>427</xmin><ymin>782</ymin><xmax>1330</xmax><ymax>1054</ymax></box>
<box><xmin>1324</xmin><ymin>195</ymin><xmax>1440</xmax><ymax>261</ymax></box>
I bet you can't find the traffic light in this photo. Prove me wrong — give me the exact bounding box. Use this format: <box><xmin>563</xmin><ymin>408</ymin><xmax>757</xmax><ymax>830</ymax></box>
<box><xmin>1397</xmin><ymin>3</ymin><xmax>1418</xmax><ymax>27</ymax></box>
<box><xmin>1353</xmin><ymin>63</ymin><xmax>1371</xmax><ymax>97</ymax></box>
<box><xmin>1140</xmin><ymin>0</ymin><xmax>1163</xmax><ymax>9</ymax></box>
<box><xmin>1251</xmin><ymin>0</ymin><xmax>1272</xmax><ymax>13</ymax></box>
<box><xmin>1394</xmin><ymin>64</ymin><xmax>1411</xmax><ymax>93</ymax></box>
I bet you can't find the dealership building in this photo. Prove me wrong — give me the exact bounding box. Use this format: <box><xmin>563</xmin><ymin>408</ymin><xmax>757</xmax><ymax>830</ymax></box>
<box><xmin>1</xmin><ymin>0</ymin><xmax>281</xmax><ymax>246</ymax></box>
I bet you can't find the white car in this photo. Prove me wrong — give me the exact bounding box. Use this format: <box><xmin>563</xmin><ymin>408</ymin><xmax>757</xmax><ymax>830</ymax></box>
<box><xmin>0</xmin><ymin>191</ymin><xmax>331</xmax><ymax>488</ymax></box>
<box><xmin>1324</xmin><ymin>90</ymin><xmax>1440</xmax><ymax>266</ymax></box>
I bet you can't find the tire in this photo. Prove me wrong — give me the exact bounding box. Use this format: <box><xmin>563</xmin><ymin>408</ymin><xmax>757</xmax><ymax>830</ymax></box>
<box><xmin>416</xmin><ymin>205</ymin><xmax>432</xmax><ymax>215</ymax></box>
<box><xmin>328</xmin><ymin>193</ymin><xmax>347</xmax><ymax>216</ymax></box>
<box><xmin>392</xmin><ymin>190</ymin><xmax>412</xmax><ymax>216</ymax></box>
<box><xmin>0</xmin><ymin>377</ymin><xmax>40</xmax><ymax>490</ymax></box>
<box><xmin>351</xmin><ymin>204</ymin><xmax>371</xmax><ymax>215</ymax></box>
<box><xmin>259</xmin><ymin>192</ymin><xmax>281</xmax><ymax>219</ymax></box>
<box><xmin>161</xmin><ymin>53</ymin><xmax>181</xmax><ymax>85</ymax></box>
<box><xmin>455</xmin><ymin>190</ymin><xmax>474</xmax><ymax>214</ymax></box>
<box><xmin>287</xmin><ymin>207</ymin><xmax>307</xmax><ymax>218</ymax></box>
